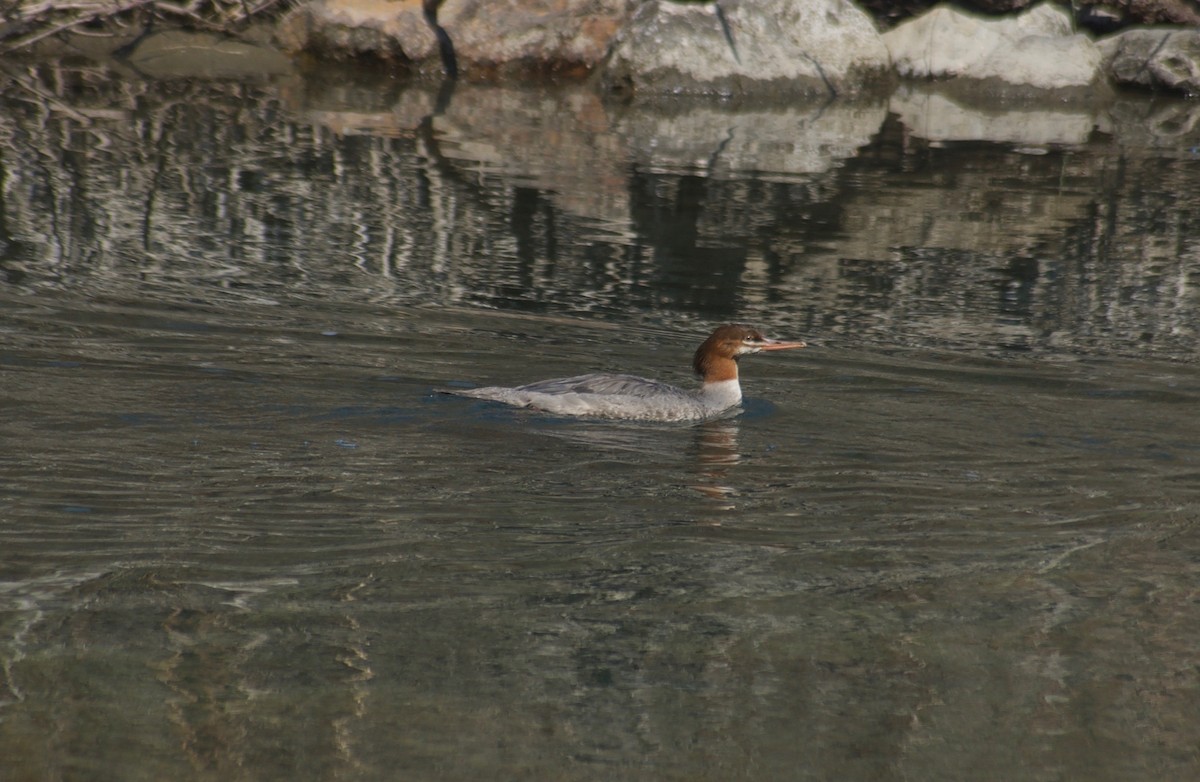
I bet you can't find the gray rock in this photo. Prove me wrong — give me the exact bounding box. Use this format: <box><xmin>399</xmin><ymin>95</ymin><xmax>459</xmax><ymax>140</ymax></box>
<box><xmin>276</xmin><ymin>0</ymin><xmax>431</xmax><ymax>63</ymax></box>
<box><xmin>446</xmin><ymin>0</ymin><xmax>629</xmax><ymax>72</ymax></box>
<box><xmin>975</xmin><ymin>33</ymin><xmax>1103</xmax><ymax>88</ymax></box>
<box><xmin>126</xmin><ymin>31</ymin><xmax>295</xmax><ymax>79</ymax></box>
<box><xmin>602</xmin><ymin>0</ymin><xmax>892</xmax><ymax>98</ymax></box>
<box><xmin>278</xmin><ymin>0</ymin><xmax>629</xmax><ymax>74</ymax></box>
<box><xmin>1099</xmin><ymin>28</ymin><xmax>1200</xmax><ymax>94</ymax></box>
<box><xmin>883</xmin><ymin>2</ymin><xmax>1102</xmax><ymax>89</ymax></box>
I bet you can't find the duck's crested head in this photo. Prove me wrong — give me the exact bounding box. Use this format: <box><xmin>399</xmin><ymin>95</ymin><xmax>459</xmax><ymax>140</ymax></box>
<box><xmin>692</xmin><ymin>324</ymin><xmax>806</xmax><ymax>378</ymax></box>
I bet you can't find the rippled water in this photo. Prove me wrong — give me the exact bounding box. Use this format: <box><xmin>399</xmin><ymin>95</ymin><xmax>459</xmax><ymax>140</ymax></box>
<box><xmin>2</xmin><ymin>63</ymin><xmax>1200</xmax><ymax>780</ymax></box>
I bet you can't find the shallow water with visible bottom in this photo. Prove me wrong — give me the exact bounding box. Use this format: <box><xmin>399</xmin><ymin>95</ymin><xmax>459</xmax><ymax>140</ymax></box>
<box><xmin>2</xmin><ymin>65</ymin><xmax>1200</xmax><ymax>780</ymax></box>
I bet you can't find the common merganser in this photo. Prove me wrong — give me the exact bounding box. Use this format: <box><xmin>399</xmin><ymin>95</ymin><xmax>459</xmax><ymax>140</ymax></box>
<box><xmin>445</xmin><ymin>324</ymin><xmax>806</xmax><ymax>422</ymax></box>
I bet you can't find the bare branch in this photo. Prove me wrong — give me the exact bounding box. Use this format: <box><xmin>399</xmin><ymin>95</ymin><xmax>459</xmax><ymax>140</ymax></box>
<box><xmin>0</xmin><ymin>0</ymin><xmax>288</xmax><ymax>53</ymax></box>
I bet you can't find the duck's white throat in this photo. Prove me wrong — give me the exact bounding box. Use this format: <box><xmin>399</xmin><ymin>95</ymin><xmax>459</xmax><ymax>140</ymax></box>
<box><xmin>700</xmin><ymin>378</ymin><xmax>742</xmax><ymax>410</ymax></box>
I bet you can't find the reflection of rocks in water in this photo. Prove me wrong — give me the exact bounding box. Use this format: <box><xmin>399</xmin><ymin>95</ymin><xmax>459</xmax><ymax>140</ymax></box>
<box><xmin>2</xmin><ymin>64</ymin><xmax>1200</xmax><ymax>358</ymax></box>
<box><xmin>285</xmin><ymin>69</ymin><xmax>436</xmax><ymax>130</ymax></box>
<box><xmin>432</xmin><ymin>84</ymin><xmax>634</xmax><ymax>231</ymax></box>
<box><xmin>755</xmin><ymin>118</ymin><xmax>1200</xmax><ymax>356</ymax></box>
<box><xmin>616</xmin><ymin>98</ymin><xmax>889</xmax><ymax>181</ymax></box>
<box><xmin>1103</xmin><ymin>97</ymin><xmax>1200</xmax><ymax>144</ymax></box>
<box><xmin>889</xmin><ymin>84</ymin><xmax>1100</xmax><ymax>146</ymax></box>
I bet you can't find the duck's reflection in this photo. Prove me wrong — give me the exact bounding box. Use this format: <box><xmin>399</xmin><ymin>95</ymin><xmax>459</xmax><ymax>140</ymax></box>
<box><xmin>515</xmin><ymin>414</ymin><xmax>750</xmax><ymax>508</ymax></box>
<box><xmin>688</xmin><ymin>418</ymin><xmax>743</xmax><ymax>508</ymax></box>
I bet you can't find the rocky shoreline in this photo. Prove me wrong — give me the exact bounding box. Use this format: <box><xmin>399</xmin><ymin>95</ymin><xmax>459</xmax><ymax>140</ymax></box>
<box><xmin>273</xmin><ymin>0</ymin><xmax>1200</xmax><ymax>98</ymax></box>
<box><xmin>3</xmin><ymin>0</ymin><xmax>1200</xmax><ymax>100</ymax></box>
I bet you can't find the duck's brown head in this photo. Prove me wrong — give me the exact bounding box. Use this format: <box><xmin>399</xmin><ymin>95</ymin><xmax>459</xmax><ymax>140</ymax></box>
<box><xmin>692</xmin><ymin>324</ymin><xmax>806</xmax><ymax>381</ymax></box>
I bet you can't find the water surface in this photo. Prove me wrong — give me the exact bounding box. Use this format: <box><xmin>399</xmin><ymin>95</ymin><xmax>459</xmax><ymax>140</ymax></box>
<box><xmin>2</xmin><ymin>64</ymin><xmax>1200</xmax><ymax>780</ymax></box>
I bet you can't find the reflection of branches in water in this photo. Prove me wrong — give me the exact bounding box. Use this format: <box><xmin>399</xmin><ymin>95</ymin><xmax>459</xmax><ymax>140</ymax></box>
<box><xmin>0</xmin><ymin>60</ymin><xmax>92</xmax><ymax>122</ymax></box>
<box><xmin>0</xmin><ymin>64</ymin><xmax>572</xmax><ymax>318</ymax></box>
<box><xmin>2</xmin><ymin>65</ymin><xmax>1200</xmax><ymax>359</ymax></box>
<box><xmin>1</xmin><ymin>68</ymin><xmax>419</xmax><ymax>296</ymax></box>
<box><xmin>3</xmin><ymin>74</ymin><xmax>252</xmax><ymax>267</ymax></box>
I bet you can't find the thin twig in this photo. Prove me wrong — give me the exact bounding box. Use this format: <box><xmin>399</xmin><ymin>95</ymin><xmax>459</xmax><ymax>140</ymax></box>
<box><xmin>0</xmin><ymin>0</ymin><xmax>288</xmax><ymax>52</ymax></box>
<box><xmin>4</xmin><ymin>0</ymin><xmax>155</xmax><ymax>50</ymax></box>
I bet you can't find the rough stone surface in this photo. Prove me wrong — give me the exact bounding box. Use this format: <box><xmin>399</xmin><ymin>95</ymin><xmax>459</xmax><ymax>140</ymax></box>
<box><xmin>975</xmin><ymin>33</ymin><xmax>1103</xmax><ymax>88</ymax></box>
<box><xmin>277</xmin><ymin>0</ymin><xmax>431</xmax><ymax>62</ymax></box>
<box><xmin>445</xmin><ymin>0</ymin><xmax>630</xmax><ymax>71</ymax></box>
<box><xmin>274</xmin><ymin>0</ymin><xmax>1197</xmax><ymax>96</ymax></box>
<box><xmin>1100</xmin><ymin>0</ymin><xmax>1200</xmax><ymax>27</ymax></box>
<box><xmin>860</xmin><ymin>0</ymin><xmax>1200</xmax><ymax>30</ymax></box>
<box><xmin>127</xmin><ymin>31</ymin><xmax>295</xmax><ymax>79</ymax></box>
<box><xmin>278</xmin><ymin>0</ymin><xmax>630</xmax><ymax>73</ymax></box>
<box><xmin>882</xmin><ymin>2</ymin><xmax>1102</xmax><ymax>89</ymax></box>
<box><xmin>1100</xmin><ymin>28</ymin><xmax>1200</xmax><ymax>94</ymax></box>
<box><xmin>602</xmin><ymin>0</ymin><xmax>892</xmax><ymax>98</ymax></box>
<box><xmin>884</xmin><ymin>1</ymin><xmax>1066</xmax><ymax>75</ymax></box>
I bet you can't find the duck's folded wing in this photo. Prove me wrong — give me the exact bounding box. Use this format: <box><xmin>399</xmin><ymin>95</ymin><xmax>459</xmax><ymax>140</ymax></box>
<box><xmin>515</xmin><ymin>373</ymin><xmax>689</xmax><ymax>398</ymax></box>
